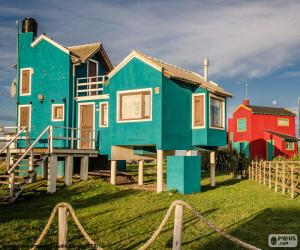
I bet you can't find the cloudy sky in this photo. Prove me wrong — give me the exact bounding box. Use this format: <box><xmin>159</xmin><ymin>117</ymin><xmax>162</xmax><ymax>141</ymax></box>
<box><xmin>0</xmin><ymin>0</ymin><xmax>299</xmax><ymax>132</ymax></box>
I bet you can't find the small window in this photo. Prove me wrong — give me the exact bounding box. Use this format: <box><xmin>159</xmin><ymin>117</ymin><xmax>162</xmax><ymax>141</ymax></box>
<box><xmin>118</xmin><ymin>89</ymin><xmax>152</xmax><ymax>122</ymax></box>
<box><xmin>237</xmin><ymin>118</ymin><xmax>247</xmax><ymax>132</ymax></box>
<box><xmin>100</xmin><ymin>102</ymin><xmax>108</xmax><ymax>127</ymax></box>
<box><xmin>277</xmin><ymin>118</ymin><xmax>289</xmax><ymax>127</ymax></box>
<box><xmin>52</xmin><ymin>104</ymin><xmax>64</xmax><ymax>121</ymax></box>
<box><xmin>210</xmin><ymin>95</ymin><xmax>225</xmax><ymax>128</ymax></box>
<box><xmin>18</xmin><ymin>105</ymin><xmax>31</xmax><ymax>131</ymax></box>
<box><xmin>193</xmin><ymin>94</ymin><xmax>205</xmax><ymax>128</ymax></box>
<box><xmin>286</xmin><ymin>142</ymin><xmax>294</xmax><ymax>150</ymax></box>
<box><xmin>20</xmin><ymin>68</ymin><xmax>32</xmax><ymax>95</ymax></box>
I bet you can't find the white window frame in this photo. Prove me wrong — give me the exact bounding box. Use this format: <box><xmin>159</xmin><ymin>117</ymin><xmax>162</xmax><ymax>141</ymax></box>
<box><xmin>209</xmin><ymin>93</ymin><xmax>225</xmax><ymax>130</ymax></box>
<box><xmin>192</xmin><ymin>93</ymin><xmax>206</xmax><ymax>129</ymax></box>
<box><xmin>99</xmin><ymin>102</ymin><xmax>109</xmax><ymax>127</ymax></box>
<box><xmin>237</xmin><ymin>118</ymin><xmax>247</xmax><ymax>132</ymax></box>
<box><xmin>18</xmin><ymin>104</ymin><xmax>31</xmax><ymax>132</ymax></box>
<box><xmin>286</xmin><ymin>141</ymin><xmax>294</xmax><ymax>151</ymax></box>
<box><xmin>116</xmin><ymin>88</ymin><xmax>153</xmax><ymax>123</ymax></box>
<box><xmin>277</xmin><ymin>118</ymin><xmax>289</xmax><ymax>127</ymax></box>
<box><xmin>20</xmin><ymin>68</ymin><xmax>33</xmax><ymax>96</ymax></box>
<box><xmin>52</xmin><ymin>104</ymin><xmax>65</xmax><ymax>122</ymax></box>
<box><xmin>87</xmin><ymin>59</ymin><xmax>99</xmax><ymax>78</ymax></box>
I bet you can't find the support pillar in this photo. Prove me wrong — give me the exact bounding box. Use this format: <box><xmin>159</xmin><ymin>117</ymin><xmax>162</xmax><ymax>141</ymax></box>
<box><xmin>65</xmin><ymin>156</ymin><xmax>73</xmax><ymax>186</ymax></box>
<box><xmin>186</xmin><ymin>150</ymin><xmax>193</xmax><ymax>156</ymax></box>
<box><xmin>210</xmin><ymin>151</ymin><xmax>216</xmax><ymax>187</ymax></box>
<box><xmin>111</xmin><ymin>160</ymin><xmax>117</xmax><ymax>185</ymax></box>
<box><xmin>42</xmin><ymin>157</ymin><xmax>49</xmax><ymax>179</ymax></box>
<box><xmin>138</xmin><ymin>160</ymin><xmax>144</xmax><ymax>185</ymax></box>
<box><xmin>157</xmin><ymin>150</ymin><xmax>163</xmax><ymax>193</ymax></box>
<box><xmin>47</xmin><ymin>155</ymin><xmax>57</xmax><ymax>193</ymax></box>
<box><xmin>80</xmin><ymin>156</ymin><xmax>89</xmax><ymax>180</ymax></box>
<box><xmin>172</xmin><ymin>204</ymin><xmax>183</xmax><ymax>250</ymax></box>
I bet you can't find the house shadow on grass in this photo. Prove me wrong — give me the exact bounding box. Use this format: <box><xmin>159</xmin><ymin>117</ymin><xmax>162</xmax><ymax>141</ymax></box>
<box><xmin>201</xmin><ymin>178</ymin><xmax>242</xmax><ymax>192</ymax></box>
<box><xmin>185</xmin><ymin>208</ymin><xmax>300</xmax><ymax>250</ymax></box>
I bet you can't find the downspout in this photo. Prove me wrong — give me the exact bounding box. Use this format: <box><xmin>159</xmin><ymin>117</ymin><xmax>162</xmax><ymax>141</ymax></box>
<box><xmin>16</xmin><ymin>21</ymin><xmax>20</xmax><ymax>129</ymax></box>
<box><xmin>71</xmin><ymin>63</ymin><xmax>79</xmax><ymax>148</ymax></box>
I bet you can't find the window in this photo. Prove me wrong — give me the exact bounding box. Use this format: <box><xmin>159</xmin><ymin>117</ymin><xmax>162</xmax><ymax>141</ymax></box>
<box><xmin>18</xmin><ymin>105</ymin><xmax>31</xmax><ymax>131</ymax></box>
<box><xmin>210</xmin><ymin>95</ymin><xmax>225</xmax><ymax>128</ymax></box>
<box><xmin>117</xmin><ymin>89</ymin><xmax>152</xmax><ymax>122</ymax></box>
<box><xmin>100</xmin><ymin>102</ymin><xmax>108</xmax><ymax>127</ymax></box>
<box><xmin>192</xmin><ymin>94</ymin><xmax>205</xmax><ymax>128</ymax></box>
<box><xmin>286</xmin><ymin>142</ymin><xmax>294</xmax><ymax>150</ymax></box>
<box><xmin>237</xmin><ymin>118</ymin><xmax>247</xmax><ymax>132</ymax></box>
<box><xmin>277</xmin><ymin>118</ymin><xmax>289</xmax><ymax>127</ymax></box>
<box><xmin>52</xmin><ymin>104</ymin><xmax>64</xmax><ymax>121</ymax></box>
<box><xmin>20</xmin><ymin>68</ymin><xmax>32</xmax><ymax>95</ymax></box>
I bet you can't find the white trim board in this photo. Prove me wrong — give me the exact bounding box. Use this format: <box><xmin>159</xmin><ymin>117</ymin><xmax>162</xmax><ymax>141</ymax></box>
<box><xmin>18</xmin><ymin>104</ymin><xmax>32</xmax><ymax>132</ymax></box>
<box><xmin>75</xmin><ymin>94</ymin><xmax>109</xmax><ymax>101</ymax></box>
<box><xmin>31</xmin><ymin>34</ymin><xmax>69</xmax><ymax>54</ymax></box>
<box><xmin>192</xmin><ymin>93</ymin><xmax>206</xmax><ymax>129</ymax></box>
<box><xmin>116</xmin><ymin>88</ymin><xmax>153</xmax><ymax>123</ymax></box>
<box><xmin>108</xmin><ymin>51</ymin><xmax>162</xmax><ymax>79</ymax></box>
<box><xmin>77</xmin><ymin>102</ymin><xmax>95</xmax><ymax>149</ymax></box>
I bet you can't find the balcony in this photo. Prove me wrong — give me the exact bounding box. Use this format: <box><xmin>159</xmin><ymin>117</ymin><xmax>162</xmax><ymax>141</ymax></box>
<box><xmin>76</xmin><ymin>75</ymin><xmax>107</xmax><ymax>98</ymax></box>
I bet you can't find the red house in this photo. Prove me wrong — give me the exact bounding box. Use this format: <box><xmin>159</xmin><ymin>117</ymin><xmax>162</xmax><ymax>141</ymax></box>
<box><xmin>228</xmin><ymin>99</ymin><xmax>298</xmax><ymax>160</ymax></box>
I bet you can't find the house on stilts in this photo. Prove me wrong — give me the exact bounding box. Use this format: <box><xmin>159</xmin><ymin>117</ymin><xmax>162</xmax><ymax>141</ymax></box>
<box><xmin>0</xmin><ymin>18</ymin><xmax>232</xmax><ymax>203</ymax></box>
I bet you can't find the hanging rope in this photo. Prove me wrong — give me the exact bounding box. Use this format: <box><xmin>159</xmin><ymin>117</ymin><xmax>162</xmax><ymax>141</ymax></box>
<box><xmin>138</xmin><ymin>200</ymin><xmax>260</xmax><ymax>250</ymax></box>
<box><xmin>31</xmin><ymin>200</ymin><xmax>260</xmax><ymax>250</ymax></box>
<box><xmin>30</xmin><ymin>202</ymin><xmax>103</xmax><ymax>250</ymax></box>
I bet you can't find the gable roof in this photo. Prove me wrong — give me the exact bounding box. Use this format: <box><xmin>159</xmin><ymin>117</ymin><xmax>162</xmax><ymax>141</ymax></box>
<box><xmin>68</xmin><ymin>43</ymin><xmax>113</xmax><ymax>71</ymax></box>
<box><xmin>31</xmin><ymin>34</ymin><xmax>113</xmax><ymax>71</ymax></box>
<box><xmin>108</xmin><ymin>50</ymin><xmax>232</xmax><ymax>97</ymax></box>
<box><xmin>249</xmin><ymin>105</ymin><xmax>295</xmax><ymax>116</ymax></box>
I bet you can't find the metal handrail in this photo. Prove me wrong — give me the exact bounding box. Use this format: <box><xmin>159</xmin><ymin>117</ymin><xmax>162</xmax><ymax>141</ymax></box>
<box><xmin>8</xmin><ymin>126</ymin><xmax>52</xmax><ymax>174</ymax></box>
<box><xmin>0</xmin><ymin>127</ymin><xmax>27</xmax><ymax>154</ymax></box>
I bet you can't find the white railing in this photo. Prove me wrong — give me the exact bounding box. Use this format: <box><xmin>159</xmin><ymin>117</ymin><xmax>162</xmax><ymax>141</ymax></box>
<box><xmin>76</xmin><ymin>75</ymin><xmax>107</xmax><ymax>97</ymax></box>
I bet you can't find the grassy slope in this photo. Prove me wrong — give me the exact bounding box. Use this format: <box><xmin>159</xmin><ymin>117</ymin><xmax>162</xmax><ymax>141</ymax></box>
<box><xmin>0</xmin><ymin>165</ymin><xmax>299</xmax><ymax>250</ymax></box>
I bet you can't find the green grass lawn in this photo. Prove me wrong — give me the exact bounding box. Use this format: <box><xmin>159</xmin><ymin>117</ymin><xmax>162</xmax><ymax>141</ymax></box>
<box><xmin>0</xmin><ymin>164</ymin><xmax>299</xmax><ymax>250</ymax></box>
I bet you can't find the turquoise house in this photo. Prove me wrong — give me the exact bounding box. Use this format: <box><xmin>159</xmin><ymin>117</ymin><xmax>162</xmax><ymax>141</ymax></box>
<box><xmin>1</xmin><ymin>18</ymin><xmax>232</xmax><ymax>203</ymax></box>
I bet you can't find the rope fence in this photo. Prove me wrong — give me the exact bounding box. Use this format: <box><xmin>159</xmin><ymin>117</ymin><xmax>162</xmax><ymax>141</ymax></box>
<box><xmin>31</xmin><ymin>200</ymin><xmax>260</xmax><ymax>250</ymax></box>
<box><xmin>248</xmin><ymin>161</ymin><xmax>300</xmax><ymax>199</ymax></box>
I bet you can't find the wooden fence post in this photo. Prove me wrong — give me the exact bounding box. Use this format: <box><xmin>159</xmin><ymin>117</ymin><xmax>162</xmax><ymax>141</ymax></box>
<box><xmin>291</xmin><ymin>165</ymin><xmax>294</xmax><ymax>199</ymax></box>
<box><xmin>275</xmin><ymin>163</ymin><xmax>278</xmax><ymax>192</ymax></box>
<box><xmin>248</xmin><ymin>164</ymin><xmax>251</xmax><ymax>180</ymax></box>
<box><xmin>282</xmin><ymin>163</ymin><xmax>286</xmax><ymax>195</ymax></box>
<box><xmin>268</xmin><ymin>162</ymin><xmax>271</xmax><ymax>189</ymax></box>
<box><xmin>252</xmin><ymin>162</ymin><xmax>255</xmax><ymax>180</ymax></box>
<box><xmin>138</xmin><ymin>160</ymin><xmax>144</xmax><ymax>186</ymax></box>
<box><xmin>172</xmin><ymin>204</ymin><xmax>183</xmax><ymax>250</ymax></box>
<box><xmin>259</xmin><ymin>161</ymin><xmax>262</xmax><ymax>183</ymax></box>
<box><xmin>255</xmin><ymin>161</ymin><xmax>258</xmax><ymax>181</ymax></box>
<box><xmin>263</xmin><ymin>162</ymin><xmax>266</xmax><ymax>185</ymax></box>
<box><xmin>58</xmin><ymin>206</ymin><xmax>68</xmax><ymax>250</ymax></box>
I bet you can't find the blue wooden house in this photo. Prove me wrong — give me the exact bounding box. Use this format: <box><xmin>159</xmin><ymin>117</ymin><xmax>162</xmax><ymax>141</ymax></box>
<box><xmin>0</xmin><ymin>18</ymin><xmax>232</xmax><ymax>203</ymax></box>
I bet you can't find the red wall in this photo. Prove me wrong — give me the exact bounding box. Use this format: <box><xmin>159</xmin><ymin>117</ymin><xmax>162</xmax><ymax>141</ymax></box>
<box><xmin>228</xmin><ymin>105</ymin><xmax>298</xmax><ymax>160</ymax></box>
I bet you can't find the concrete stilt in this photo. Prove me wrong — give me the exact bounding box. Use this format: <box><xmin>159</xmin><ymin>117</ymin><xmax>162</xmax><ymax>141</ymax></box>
<box><xmin>47</xmin><ymin>155</ymin><xmax>57</xmax><ymax>193</ymax></box>
<box><xmin>186</xmin><ymin>150</ymin><xmax>193</xmax><ymax>156</ymax></box>
<box><xmin>157</xmin><ymin>150</ymin><xmax>163</xmax><ymax>193</ymax></box>
<box><xmin>210</xmin><ymin>151</ymin><xmax>216</xmax><ymax>187</ymax></box>
<box><xmin>65</xmin><ymin>156</ymin><xmax>73</xmax><ymax>186</ymax></box>
<box><xmin>138</xmin><ymin>160</ymin><xmax>144</xmax><ymax>185</ymax></box>
<box><xmin>80</xmin><ymin>156</ymin><xmax>89</xmax><ymax>180</ymax></box>
<box><xmin>111</xmin><ymin>160</ymin><xmax>117</xmax><ymax>185</ymax></box>
<box><xmin>42</xmin><ymin>157</ymin><xmax>49</xmax><ymax>179</ymax></box>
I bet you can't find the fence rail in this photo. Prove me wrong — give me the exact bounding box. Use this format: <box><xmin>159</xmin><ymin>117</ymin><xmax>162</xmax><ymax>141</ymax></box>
<box><xmin>248</xmin><ymin>161</ymin><xmax>300</xmax><ymax>199</ymax></box>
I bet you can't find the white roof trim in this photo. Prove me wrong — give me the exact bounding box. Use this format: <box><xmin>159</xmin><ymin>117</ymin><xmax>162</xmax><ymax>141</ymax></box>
<box><xmin>108</xmin><ymin>50</ymin><xmax>162</xmax><ymax>79</ymax></box>
<box><xmin>31</xmin><ymin>34</ymin><xmax>69</xmax><ymax>54</ymax></box>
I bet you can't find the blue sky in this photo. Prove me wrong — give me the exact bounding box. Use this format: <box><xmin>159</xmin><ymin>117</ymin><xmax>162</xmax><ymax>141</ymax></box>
<box><xmin>0</xmin><ymin>0</ymin><xmax>299</xmax><ymax>133</ymax></box>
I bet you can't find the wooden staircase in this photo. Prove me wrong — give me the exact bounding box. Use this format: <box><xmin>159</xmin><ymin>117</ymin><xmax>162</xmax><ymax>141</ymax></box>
<box><xmin>0</xmin><ymin>153</ymin><xmax>48</xmax><ymax>204</ymax></box>
<box><xmin>0</xmin><ymin>126</ymin><xmax>52</xmax><ymax>204</ymax></box>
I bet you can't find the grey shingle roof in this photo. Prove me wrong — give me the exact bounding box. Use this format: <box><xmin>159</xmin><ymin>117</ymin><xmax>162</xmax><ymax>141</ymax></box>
<box><xmin>249</xmin><ymin>105</ymin><xmax>295</xmax><ymax>116</ymax></box>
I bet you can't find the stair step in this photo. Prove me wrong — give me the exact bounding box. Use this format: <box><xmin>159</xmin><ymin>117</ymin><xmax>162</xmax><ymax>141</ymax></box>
<box><xmin>0</xmin><ymin>195</ymin><xmax>11</xmax><ymax>201</ymax></box>
<box><xmin>14</xmin><ymin>169</ymin><xmax>34</xmax><ymax>173</ymax></box>
<box><xmin>0</xmin><ymin>175</ymin><xmax>27</xmax><ymax>179</ymax></box>
<box><xmin>0</xmin><ymin>180</ymin><xmax>25</xmax><ymax>185</ymax></box>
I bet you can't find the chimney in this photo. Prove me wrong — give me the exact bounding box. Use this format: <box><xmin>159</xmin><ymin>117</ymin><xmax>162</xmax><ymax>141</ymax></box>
<box><xmin>243</xmin><ymin>99</ymin><xmax>250</xmax><ymax>106</ymax></box>
<box><xmin>203</xmin><ymin>58</ymin><xmax>209</xmax><ymax>82</ymax></box>
<box><xmin>22</xmin><ymin>17</ymin><xmax>38</xmax><ymax>37</ymax></box>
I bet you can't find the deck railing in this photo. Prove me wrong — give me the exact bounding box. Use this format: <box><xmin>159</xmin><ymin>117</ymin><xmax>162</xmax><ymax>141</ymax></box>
<box><xmin>76</xmin><ymin>75</ymin><xmax>107</xmax><ymax>97</ymax></box>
